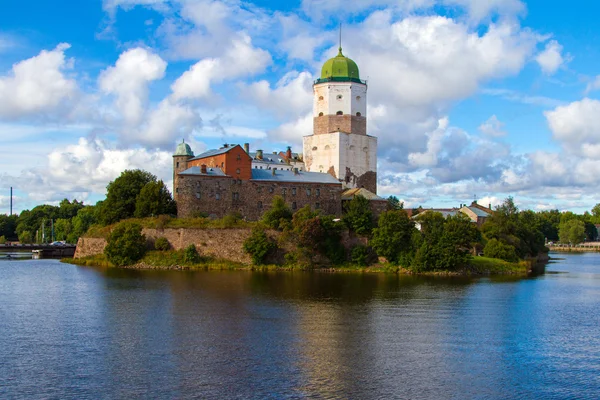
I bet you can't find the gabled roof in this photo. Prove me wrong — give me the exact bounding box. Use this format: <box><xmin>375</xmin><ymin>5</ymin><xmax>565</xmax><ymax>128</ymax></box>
<box><xmin>251</xmin><ymin>169</ymin><xmax>341</xmax><ymax>184</ymax></box>
<box><xmin>190</xmin><ymin>145</ymin><xmax>249</xmax><ymax>161</ymax></box>
<box><xmin>341</xmin><ymin>188</ymin><xmax>386</xmax><ymax>201</ymax></box>
<box><xmin>463</xmin><ymin>206</ymin><xmax>491</xmax><ymax>218</ymax></box>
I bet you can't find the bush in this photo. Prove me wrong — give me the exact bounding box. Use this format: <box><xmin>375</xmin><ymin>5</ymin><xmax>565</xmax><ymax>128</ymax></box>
<box><xmin>154</xmin><ymin>237</ymin><xmax>171</xmax><ymax>251</ymax></box>
<box><xmin>222</xmin><ymin>212</ymin><xmax>242</xmax><ymax>228</ymax></box>
<box><xmin>104</xmin><ymin>222</ymin><xmax>147</xmax><ymax>266</ymax></box>
<box><xmin>343</xmin><ymin>195</ymin><xmax>373</xmax><ymax>236</ymax></box>
<box><xmin>351</xmin><ymin>245</ymin><xmax>370</xmax><ymax>266</ymax></box>
<box><xmin>0</xmin><ymin>235</ymin><xmax>5</xmax><ymax>244</ymax></box>
<box><xmin>483</xmin><ymin>238</ymin><xmax>518</xmax><ymax>262</ymax></box>
<box><xmin>183</xmin><ymin>244</ymin><xmax>201</xmax><ymax>264</ymax></box>
<box><xmin>262</xmin><ymin>196</ymin><xmax>292</xmax><ymax>229</ymax></box>
<box><xmin>243</xmin><ymin>228</ymin><xmax>277</xmax><ymax>265</ymax></box>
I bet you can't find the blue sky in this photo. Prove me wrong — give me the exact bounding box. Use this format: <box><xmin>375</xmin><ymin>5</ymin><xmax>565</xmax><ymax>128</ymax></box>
<box><xmin>1</xmin><ymin>0</ymin><xmax>600</xmax><ymax>214</ymax></box>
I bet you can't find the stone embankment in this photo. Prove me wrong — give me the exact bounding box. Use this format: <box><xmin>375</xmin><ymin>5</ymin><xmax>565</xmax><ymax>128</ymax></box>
<box><xmin>548</xmin><ymin>244</ymin><xmax>600</xmax><ymax>253</ymax></box>
<box><xmin>74</xmin><ymin>228</ymin><xmax>367</xmax><ymax>265</ymax></box>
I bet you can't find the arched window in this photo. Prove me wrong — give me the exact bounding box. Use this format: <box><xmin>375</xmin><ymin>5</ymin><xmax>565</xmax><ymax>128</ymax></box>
<box><xmin>318</xmin><ymin>96</ymin><xmax>324</xmax><ymax>101</ymax></box>
<box><xmin>236</xmin><ymin>168</ymin><xmax>241</xmax><ymax>174</ymax></box>
<box><xmin>336</xmin><ymin>111</ymin><xmax>343</xmax><ymax>115</ymax></box>
<box><xmin>324</xmin><ymin>145</ymin><xmax>330</xmax><ymax>150</ymax></box>
<box><xmin>356</xmin><ymin>112</ymin><xmax>362</xmax><ymax>117</ymax></box>
<box><xmin>312</xmin><ymin>146</ymin><xmax>318</xmax><ymax>151</ymax></box>
<box><xmin>318</xmin><ymin>112</ymin><xmax>324</xmax><ymax>117</ymax></box>
<box><xmin>336</xmin><ymin>94</ymin><xmax>343</xmax><ymax>100</ymax></box>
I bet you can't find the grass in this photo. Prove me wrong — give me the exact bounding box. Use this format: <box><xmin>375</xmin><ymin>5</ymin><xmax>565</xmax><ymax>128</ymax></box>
<box><xmin>468</xmin><ymin>256</ymin><xmax>530</xmax><ymax>275</ymax></box>
<box><xmin>84</xmin><ymin>216</ymin><xmax>261</xmax><ymax>239</ymax></box>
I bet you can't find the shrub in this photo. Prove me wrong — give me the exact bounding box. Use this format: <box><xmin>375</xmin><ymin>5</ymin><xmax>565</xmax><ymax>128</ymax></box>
<box><xmin>0</xmin><ymin>235</ymin><xmax>5</xmax><ymax>244</ymax></box>
<box><xmin>243</xmin><ymin>228</ymin><xmax>277</xmax><ymax>265</ymax></box>
<box><xmin>183</xmin><ymin>244</ymin><xmax>201</xmax><ymax>264</ymax></box>
<box><xmin>343</xmin><ymin>195</ymin><xmax>373</xmax><ymax>236</ymax></box>
<box><xmin>262</xmin><ymin>196</ymin><xmax>292</xmax><ymax>229</ymax></box>
<box><xmin>483</xmin><ymin>238</ymin><xmax>518</xmax><ymax>262</ymax></box>
<box><xmin>222</xmin><ymin>212</ymin><xmax>242</xmax><ymax>228</ymax></box>
<box><xmin>351</xmin><ymin>245</ymin><xmax>370</xmax><ymax>266</ymax></box>
<box><xmin>104</xmin><ymin>222</ymin><xmax>147</xmax><ymax>266</ymax></box>
<box><xmin>154</xmin><ymin>237</ymin><xmax>171</xmax><ymax>251</ymax></box>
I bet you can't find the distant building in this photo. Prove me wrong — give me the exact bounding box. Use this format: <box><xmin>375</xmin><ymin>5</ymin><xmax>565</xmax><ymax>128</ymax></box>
<box><xmin>413</xmin><ymin>201</ymin><xmax>493</xmax><ymax>229</ymax></box>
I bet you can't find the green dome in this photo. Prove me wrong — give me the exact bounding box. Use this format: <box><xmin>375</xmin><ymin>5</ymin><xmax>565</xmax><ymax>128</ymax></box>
<box><xmin>174</xmin><ymin>140</ymin><xmax>194</xmax><ymax>157</ymax></box>
<box><xmin>320</xmin><ymin>48</ymin><xmax>360</xmax><ymax>81</ymax></box>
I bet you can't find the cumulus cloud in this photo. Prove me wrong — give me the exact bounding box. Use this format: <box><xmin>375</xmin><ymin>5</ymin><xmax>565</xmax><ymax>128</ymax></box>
<box><xmin>7</xmin><ymin>137</ymin><xmax>175</xmax><ymax>204</ymax></box>
<box><xmin>0</xmin><ymin>43</ymin><xmax>78</xmax><ymax>120</ymax></box>
<box><xmin>545</xmin><ymin>98</ymin><xmax>600</xmax><ymax>158</ymax></box>
<box><xmin>536</xmin><ymin>40</ymin><xmax>568</xmax><ymax>75</ymax></box>
<box><xmin>170</xmin><ymin>33</ymin><xmax>271</xmax><ymax>100</ymax></box>
<box><xmin>239</xmin><ymin>71</ymin><xmax>313</xmax><ymax>118</ymax></box>
<box><xmin>99</xmin><ymin>47</ymin><xmax>167</xmax><ymax>126</ymax></box>
<box><xmin>267</xmin><ymin>113</ymin><xmax>312</xmax><ymax>148</ymax></box>
<box><xmin>134</xmin><ymin>99</ymin><xmax>202</xmax><ymax>147</ymax></box>
<box><xmin>478</xmin><ymin>115</ymin><xmax>506</xmax><ymax>137</ymax></box>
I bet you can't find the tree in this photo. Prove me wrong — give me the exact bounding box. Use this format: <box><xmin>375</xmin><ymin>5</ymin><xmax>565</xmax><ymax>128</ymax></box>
<box><xmin>99</xmin><ymin>169</ymin><xmax>156</xmax><ymax>225</ymax></box>
<box><xmin>592</xmin><ymin>203</ymin><xmax>600</xmax><ymax>224</ymax></box>
<box><xmin>262</xmin><ymin>196</ymin><xmax>293</xmax><ymax>229</ymax></box>
<box><xmin>53</xmin><ymin>219</ymin><xmax>72</xmax><ymax>241</ymax></box>
<box><xmin>343</xmin><ymin>194</ymin><xmax>373</xmax><ymax>236</ymax></box>
<box><xmin>104</xmin><ymin>222</ymin><xmax>147</xmax><ymax>266</ymax></box>
<box><xmin>0</xmin><ymin>214</ymin><xmax>18</xmax><ymax>241</ymax></box>
<box><xmin>183</xmin><ymin>244</ymin><xmax>202</xmax><ymax>263</ymax></box>
<box><xmin>483</xmin><ymin>238</ymin><xmax>518</xmax><ymax>262</ymax></box>
<box><xmin>386</xmin><ymin>196</ymin><xmax>403</xmax><ymax>211</ymax></box>
<box><xmin>71</xmin><ymin>206</ymin><xmax>99</xmax><ymax>242</ymax></box>
<box><xmin>559</xmin><ymin>219</ymin><xmax>586</xmax><ymax>245</ymax></box>
<box><xmin>243</xmin><ymin>228</ymin><xmax>276</xmax><ymax>265</ymax></box>
<box><xmin>371</xmin><ymin>210</ymin><xmax>415</xmax><ymax>264</ymax></box>
<box><xmin>134</xmin><ymin>180</ymin><xmax>177</xmax><ymax>218</ymax></box>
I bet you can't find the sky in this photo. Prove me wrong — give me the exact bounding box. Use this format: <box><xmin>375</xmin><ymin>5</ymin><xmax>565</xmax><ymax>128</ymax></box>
<box><xmin>1</xmin><ymin>0</ymin><xmax>600</xmax><ymax>214</ymax></box>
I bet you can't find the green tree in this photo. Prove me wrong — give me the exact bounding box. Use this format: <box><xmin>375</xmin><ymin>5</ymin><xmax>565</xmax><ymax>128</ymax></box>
<box><xmin>483</xmin><ymin>238</ymin><xmax>518</xmax><ymax>262</ymax></box>
<box><xmin>134</xmin><ymin>180</ymin><xmax>177</xmax><ymax>218</ymax></box>
<box><xmin>262</xmin><ymin>196</ymin><xmax>293</xmax><ymax>229</ymax></box>
<box><xmin>53</xmin><ymin>218</ymin><xmax>72</xmax><ymax>241</ymax></box>
<box><xmin>100</xmin><ymin>169</ymin><xmax>156</xmax><ymax>225</ymax></box>
<box><xmin>243</xmin><ymin>228</ymin><xmax>277</xmax><ymax>265</ymax></box>
<box><xmin>104</xmin><ymin>222</ymin><xmax>147</xmax><ymax>266</ymax></box>
<box><xmin>370</xmin><ymin>210</ymin><xmax>415</xmax><ymax>264</ymax></box>
<box><xmin>0</xmin><ymin>214</ymin><xmax>18</xmax><ymax>240</ymax></box>
<box><xmin>71</xmin><ymin>206</ymin><xmax>99</xmax><ymax>242</ymax></box>
<box><xmin>386</xmin><ymin>196</ymin><xmax>403</xmax><ymax>211</ymax></box>
<box><xmin>592</xmin><ymin>203</ymin><xmax>600</xmax><ymax>224</ymax></box>
<box><xmin>559</xmin><ymin>219</ymin><xmax>586</xmax><ymax>245</ymax></box>
<box><xmin>343</xmin><ymin>195</ymin><xmax>373</xmax><ymax>236</ymax></box>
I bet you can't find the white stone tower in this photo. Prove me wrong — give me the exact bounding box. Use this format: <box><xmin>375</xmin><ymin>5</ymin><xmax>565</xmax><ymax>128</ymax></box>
<box><xmin>302</xmin><ymin>45</ymin><xmax>377</xmax><ymax>193</ymax></box>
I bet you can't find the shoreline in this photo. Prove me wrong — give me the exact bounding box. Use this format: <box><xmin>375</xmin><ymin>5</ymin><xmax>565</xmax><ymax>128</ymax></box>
<box><xmin>63</xmin><ymin>253</ymin><xmax>537</xmax><ymax>277</ymax></box>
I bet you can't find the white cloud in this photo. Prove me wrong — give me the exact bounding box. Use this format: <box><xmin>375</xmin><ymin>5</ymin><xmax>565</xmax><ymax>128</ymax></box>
<box><xmin>0</xmin><ymin>43</ymin><xmax>78</xmax><ymax>119</ymax></box>
<box><xmin>171</xmin><ymin>33</ymin><xmax>271</xmax><ymax>100</ymax></box>
<box><xmin>239</xmin><ymin>71</ymin><xmax>313</xmax><ymax>119</ymax></box>
<box><xmin>134</xmin><ymin>99</ymin><xmax>202</xmax><ymax>147</ymax></box>
<box><xmin>545</xmin><ymin>98</ymin><xmax>600</xmax><ymax>158</ymax></box>
<box><xmin>408</xmin><ymin>117</ymin><xmax>448</xmax><ymax>167</ymax></box>
<box><xmin>267</xmin><ymin>113</ymin><xmax>312</xmax><ymax>148</ymax></box>
<box><xmin>478</xmin><ymin>115</ymin><xmax>506</xmax><ymax>137</ymax></box>
<box><xmin>102</xmin><ymin>0</ymin><xmax>168</xmax><ymax>16</ymax></box>
<box><xmin>99</xmin><ymin>47</ymin><xmax>167</xmax><ymax>126</ymax></box>
<box><xmin>9</xmin><ymin>137</ymin><xmax>175</xmax><ymax>204</ymax></box>
<box><xmin>536</xmin><ymin>40</ymin><xmax>568</xmax><ymax>75</ymax></box>
<box><xmin>584</xmin><ymin>75</ymin><xmax>600</xmax><ymax>94</ymax></box>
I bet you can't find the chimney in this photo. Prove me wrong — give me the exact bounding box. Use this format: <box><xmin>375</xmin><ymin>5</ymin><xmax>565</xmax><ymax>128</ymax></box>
<box><xmin>201</xmin><ymin>164</ymin><xmax>207</xmax><ymax>174</ymax></box>
<box><xmin>257</xmin><ymin>149</ymin><xmax>263</xmax><ymax>160</ymax></box>
<box><xmin>489</xmin><ymin>203</ymin><xmax>492</xmax><ymax>210</ymax></box>
<box><xmin>272</xmin><ymin>168</ymin><xmax>276</xmax><ymax>176</ymax></box>
<box><xmin>223</xmin><ymin>143</ymin><xmax>229</xmax><ymax>148</ymax></box>
<box><xmin>244</xmin><ymin>143</ymin><xmax>249</xmax><ymax>154</ymax></box>
<box><xmin>293</xmin><ymin>168</ymin><xmax>298</xmax><ymax>175</ymax></box>
<box><xmin>286</xmin><ymin>146</ymin><xmax>292</xmax><ymax>159</ymax></box>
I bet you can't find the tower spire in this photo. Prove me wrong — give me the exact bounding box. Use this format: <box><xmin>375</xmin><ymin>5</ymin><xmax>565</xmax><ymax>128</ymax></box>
<box><xmin>338</xmin><ymin>23</ymin><xmax>343</xmax><ymax>55</ymax></box>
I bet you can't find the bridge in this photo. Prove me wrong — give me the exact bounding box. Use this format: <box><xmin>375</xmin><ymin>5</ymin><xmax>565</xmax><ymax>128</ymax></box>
<box><xmin>0</xmin><ymin>244</ymin><xmax>76</xmax><ymax>258</ymax></box>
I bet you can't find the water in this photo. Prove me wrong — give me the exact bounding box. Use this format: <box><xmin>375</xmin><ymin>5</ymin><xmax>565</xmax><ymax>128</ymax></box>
<box><xmin>1</xmin><ymin>253</ymin><xmax>600</xmax><ymax>399</ymax></box>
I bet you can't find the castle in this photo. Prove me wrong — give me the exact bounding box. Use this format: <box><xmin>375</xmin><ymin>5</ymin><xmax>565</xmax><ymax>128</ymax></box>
<box><xmin>173</xmin><ymin>45</ymin><xmax>384</xmax><ymax>219</ymax></box>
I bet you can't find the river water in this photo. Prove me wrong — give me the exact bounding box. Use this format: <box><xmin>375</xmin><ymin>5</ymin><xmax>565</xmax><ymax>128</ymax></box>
<box><xmin>1</xmin><ymin>252</ymin><xmax>599</xmax><ymax>399</ymax></box>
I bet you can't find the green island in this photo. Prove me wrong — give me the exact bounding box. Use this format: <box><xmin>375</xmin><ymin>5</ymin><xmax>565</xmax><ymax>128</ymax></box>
<box><xmin>6</xmin><ymin>168</ymin><xmax>600</xmax><ymax>276</ymax></box>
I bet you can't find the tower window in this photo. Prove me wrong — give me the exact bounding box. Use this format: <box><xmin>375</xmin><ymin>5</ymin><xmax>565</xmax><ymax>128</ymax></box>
<box><xmin>318</xmin><ymin>96</ymin><xmax>324</xmax><ymax>100</ymax></box>
<box><xmin>312</xmin><ymin>146</ymin><xmax>318</xmax><ymax>151</ymax></box>
<box><xmin>176</xmin><ymin>162</ymin><xmax>180</xmax><ymax>168</ymax></box>
<box><xmin>336</xmin><ymin>95</ymin><xmax>343</xmax><ymax>100</ymax></box>
<box><xmin>356</xmin><ymin>96</ymin><xmax>361</xmax><ymax>100</ymax></box>
<box><xmin>356</xmin><ymin>112</ymin><xmax>362</xmax><ymax>117</ymax></box>
<box><xmin>318</xmin><ymin>112</ymin><xmax>324</xmax><ymax>117</ymax></box>
<box><xmin>336</xmin><ymin>111</ymin><xmax>343</xmax><ymax>115</ymax></box>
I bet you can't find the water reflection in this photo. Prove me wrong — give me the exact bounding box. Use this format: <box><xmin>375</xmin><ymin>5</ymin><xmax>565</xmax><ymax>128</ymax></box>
<box><xmin>2</xmin><ymin>255</ymin><xmax>600</xmax><ymax>399</ymax></box>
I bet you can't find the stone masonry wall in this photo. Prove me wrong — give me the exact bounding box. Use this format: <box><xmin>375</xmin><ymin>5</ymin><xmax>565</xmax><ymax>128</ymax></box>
<box><xmin>177</xmin><ymin>174</ymin><xmax>343</xmax><ymax>220</ymax></box>
<box><xmin>313</xmin><ymin>115</ymin><xmax>366</xmax><ymax>136</ymax></box>
<box><xmin>75</xmin><ymin>228</ymin><xmax>367</xmax><ymax>265</ymax></box>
